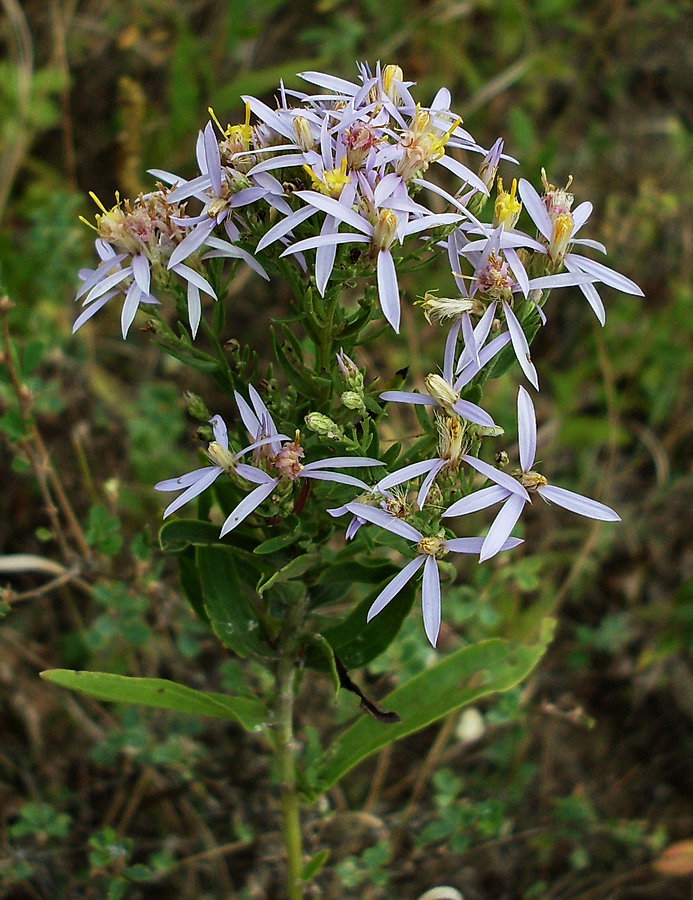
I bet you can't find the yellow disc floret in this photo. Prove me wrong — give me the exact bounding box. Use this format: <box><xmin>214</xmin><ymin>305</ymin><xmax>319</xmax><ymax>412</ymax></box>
<box><xmin>494</xmin><ymin>178</ymin><xmax>522</xmax><ymax>230</ymax></box>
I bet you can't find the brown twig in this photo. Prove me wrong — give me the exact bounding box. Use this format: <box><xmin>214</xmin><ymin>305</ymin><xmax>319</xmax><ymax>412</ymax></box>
<box><xmin>48</xmin><ymin>0</ymin><xmax>78</xmax><ymax>189</ymax></box>
<box><xmin>1</xmin><ymin>298</ymin><xmax>93</xmax><ymax>563</ymax></box>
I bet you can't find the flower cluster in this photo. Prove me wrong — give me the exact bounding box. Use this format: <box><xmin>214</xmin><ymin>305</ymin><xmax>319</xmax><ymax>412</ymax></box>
<box><xmin>76</xmin><ymin>63</ymin><xmax>638</xmax><ymax>646</ymax></box>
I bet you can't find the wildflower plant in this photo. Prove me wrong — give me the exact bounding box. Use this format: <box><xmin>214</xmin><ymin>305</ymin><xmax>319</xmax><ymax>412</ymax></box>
<box><xmin>43</xmin><ymin>62</ymin><xmax>639</xmax><ymax>898</ymax></box>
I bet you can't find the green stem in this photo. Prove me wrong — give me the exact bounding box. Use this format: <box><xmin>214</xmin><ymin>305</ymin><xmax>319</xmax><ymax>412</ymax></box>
<box><xmin>274</xmin><ymin>597</ymin><xmax>308</xmax><ymax>899</ymax></box>
<box><xmin>315</xmin><ymin>287</ymin><xmax>340</xmax><ymax>373</ymax></box>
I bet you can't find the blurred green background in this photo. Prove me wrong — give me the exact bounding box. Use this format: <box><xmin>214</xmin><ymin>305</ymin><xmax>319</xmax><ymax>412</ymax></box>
<box><xmin>1</xmin><ymin>1</ymin><xmax>692</xmax><ymax>897</ymax></box>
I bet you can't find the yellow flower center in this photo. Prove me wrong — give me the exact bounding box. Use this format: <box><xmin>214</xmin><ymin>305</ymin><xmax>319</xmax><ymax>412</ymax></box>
<box><xmin>416</xmin><ymin>535</ymin><xmax>447</xmax><ymax>558</ymax></box>
<box><xmin>494</xmin><ymin>177</ymin><xmax>522</xmax><ymax>230</ymax></box>
<box><xmin>303</xmin><ymin>157</ymin><xmax>350</xmax><ymax>198</ymax></box>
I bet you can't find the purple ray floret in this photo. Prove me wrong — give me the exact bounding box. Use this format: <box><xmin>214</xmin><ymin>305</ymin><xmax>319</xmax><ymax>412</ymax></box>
<box><xmin>345</xmin><ymin>502</ymin><xmax>521</xmax><ymax>646</ymax></box>
<box><xmin>443</xmin><ymin>387</ymin><xmax>620</xmax><ymax>561</ymax></box>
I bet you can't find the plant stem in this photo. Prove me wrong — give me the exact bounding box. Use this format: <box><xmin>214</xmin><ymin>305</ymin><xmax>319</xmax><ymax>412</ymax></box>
<box><xmin>274</xmin><ymin>596</ymin><xmax>308</xmax><ymax>899</ymax></box>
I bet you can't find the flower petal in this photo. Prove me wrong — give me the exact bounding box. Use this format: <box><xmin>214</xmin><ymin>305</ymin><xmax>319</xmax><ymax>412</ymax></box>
<box><xmin>518</xmin><ymin>178</ymin><xmax>552</xmax><ymax>240</ymax></box>
<box><xmin>155</xmin><ymin>466</ymin><xmax>219</xmax><ymax>492</ymax></box>
<box><xmin>235</xmin><ymin>390</ymin><xmax>261</xmax><ymax>438</ymax></box>
<box><xmin>417</xmin><ymin>458</ymin><xmax>447</xmax><ymax>508</ymax></box>
<box><xmin>219</xmin><ymin>478</ymin><xmax>279</xmax><ymax>536</ymax></box>
<box><xmin>300</xmin><ymin>470</ymin><xmax>371</xmax><ymax>489</ymax></box>
<box><xmin>255</xmin><ymin>206</ymin><xmax>318</xmax><ymax>252</ymax></box>
<box><xmin>463</xmin><ymin>455</ymin><xmax>529</xmax><ymax>499</ymax></box>
<box><xmin>187</xmin><ymin>282</ymin><xmax>201</xmax><ymax>338</ymax></box>
<box><xmin>209</xmin><ymin>414</ymin><xmax>228</xmax><ymax>448</ymax></box>
<box><xmin>131</xmin><ymin>254</ymin><xmax>151</xmax><ymax>295</ymax></box>
<box><xmin>503</xmin><ymin>300</ymin><xmax>538</xmax><ymax>389</ymax></box>
<box><xmin>480</xmin><ymin>493</ymin><xmax>527</xmax><ymax>562</ymax></box>
<box><xmin>203</xmin><ymin>122</ymin><xmax>222</xmax><ymax>195</ymax></box>
<box><xmin>121</xmin><ymin>282</ymin><xmax>142</xmax><ymax>339</ymax></box>
<box><xmin>344</xmin><ymin>502</ymin><xmax>423</xmax><ymax>542</ymax></box>
<box><xmin>442</xmin><ymin>484</ymin><xmax>512</xmax><ymax>518</ymax></box>
<box><xmin>451</xmin><ymin>397</ymin><xmax>495</xmax><ymax>429</ymax></box>
<box><xmin>422</xmin><ymin>555</ymin><xmax>442</xmax><ymax>646</ymax></box>
<box><xmin>235</xmin><ymin>463</ymin><xmax>276</xmax><ymax>485</ymax></box>
<box><xmin>567</xmin><ymin>254</ymin><xmax>644</xmax><ymax>296</ymax></box>
<box><xmin>537</xmin><ymin>484</ymin><xmax>620</xmax><ymax>521</ymax></box>
<box><xmin>302</xmin><ymin>456</ymin><xmax>381</xmax><ymax>471</ymax></box>
<box><xmin>377</xmin><ymin>459</ymin><xmax>439</xmax><ymax>492</ymax></box>
<box><xmin>443</xmin><ymin>318</ymin><xmax>462</xmax><ymax>385</ymax></box>
<box><xmin>167</xmin><ymin>219</ymin><xmax>216</xmax><ymax>270</ymax></box>
<box><xmin>366</xmin><ymin>555</ymin><xmax>426</xmax><ymax>622</ymax></box>
<box><xmin>85</xmin><ymin>265</ymin><xmax>133</xmax><ymax>303</ymax></box>
<box><xmin>293</xmin><ymin>190</ymin><xmax>372</xmax><ymax>235</ymax></box>
<box><xmin>517</xmin><ymin>385</ymin><xmax>537</xmax><ymax>472</ymax></box>
<box><xmin>162</xmin><ymin>466</ymin><xmax>223</xmax><ymax>518</ymax></box>
<box><xmin>376</xmin><ymin>249</ymin><xmax>401</xmax><ymax>333</ymax></box>
<box><xmin>280</xmin><ymin>232</ymin><xmax>369</xmax><ymax>256</ymax></box>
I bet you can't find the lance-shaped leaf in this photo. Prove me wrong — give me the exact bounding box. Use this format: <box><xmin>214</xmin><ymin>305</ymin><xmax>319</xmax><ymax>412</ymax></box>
<box><xmin>310</xmin><ymin>619</ymin><xmax>555</xmax><ymax>796</ymax></box>
<box><xmin>197</xmin><ymin>545</ymin><xmax>269</xmax><ymax>656</ymax></box>
<box><xmin>306</xmin><ymin>575</ymin><xmax>416</xmax><ymax>672</ymax></box>
<box><xmin>40</xmin><ymin>670</ymin><xmax>267</xmax><ymax>733</ymax></box>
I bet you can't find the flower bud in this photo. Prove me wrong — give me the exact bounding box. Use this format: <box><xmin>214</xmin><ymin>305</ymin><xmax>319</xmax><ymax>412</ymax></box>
<box><xmin>336</xmin><ymin>349</ymin><xmax>364</xmax><ymax>391</ymax></box>
<box><xmin>206</xmin><ymin>441</ymin><xmax>237</xmax><ymax>473</ymax></box>
<box><xmin>341</xmin><ymin>391</ymin><xmax>365</xmax><ymax>412</ymax></box>
<box><xmin>479</xmin><ymin>138</ymin><xmax>503</xmax><ymax>192</ymax></box>
<box><xmin>517</xmin><ymin>469</ymin><xmax>548</xmax><ymax>491</ymax></box>
<box><xmin>274</xmin><ymin>433</ymin><xmax>304</xmax><ymax>480</ymax></box>
<box><xmin>437</xmin><ymin>415</ymin><xmax>464</xmax><ymax>462</ymax></box>
<box><xmin>305</xmin><ymin>412</ymin><xmax>345</xmax><ymax>441</ymax></box>
<box><xmin>372</xmin><ymin>209</ymin><xmax>398</xmax><ymax>250</ymax></box>
<box><xmin>549</xmin><ymin>212</ymin><xmax>574</xmax><ymax>264</ymax></box>
<box><xmin>293</xmin><ymin>116</ymin><xmax>315</xmax><ymax>153</ymax></box>
<box><xmin>184</xmin><ymin>392</ymin><xmax>211</xmax><ymax>422</ymax></box>
<box><xmin>495</xmin><ymin>450</ymin><xmax>509</xmax><ymax>468</ymax></box>
<box><xmin>425</xmin><ymin>373</ymin><xmax>458</xmax><ymax>415</ymax></box>
<box><xmin>382</xmin><ymin>65</ymin><xmax>404</xmax><ymax>104</ymax></box>
<box><xmin>418</xmin><ymin>291</ymin><xmax>474</xmax><ymax>325</ymax></box>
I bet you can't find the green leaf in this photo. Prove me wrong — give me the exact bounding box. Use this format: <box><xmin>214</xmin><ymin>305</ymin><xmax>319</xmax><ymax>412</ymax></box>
<box><xmin>159</xmin><ymin>518</ymin><xmax>221</xmax><ymax>553</ymax></box>
<box><xmin>177</xmin><ymin>548</ymin><xmax>211</xmax><ymax>627</ymax></box>
<box><xmin>254</xmin><ymin>532</ymin><xmax>301</xmax><ymax>555</ymax></box>
<box><xmin>84</xmin><ymin>505</ymin><xmax>122</xmax><ymax>556</ymax></box>
<box><xmin>311</xmin><ymin>619</ymin><xmax>555</xmax><ymax>796</ymax></box>
<box><xmin>308</xmin><ymin>576</ymin><xmax>414</xmax><ymax>671</ymax></box>
<box><xmin>258</xmin><ymin>553</ymin><xmax>319</xmax><ymax>595</ymax></box>
<box><xmin>270</xmin><ymin>326</ymin><xmax>330</xmax><ymax>398</ymax></box>
<box><xmin>304</xmin><ymin>634</ymin><xmax>340</xmax><ymax>695</ymax></box>
<box><xmin>40</xmin><ymin>670</ymin><xmax>267</xmax><ymax>732</ymax></box>
<box><xmin>155</xmin><ymin>343</ymin><xmax>220</xmax><ymax>373</ymax></box>
<box><xmin>317</xmin><ymin>559</ymin><xmax>397</xmax><ymax>585</ymax></box>
<box><xmin>301</xmin><ymin>848</ymin><xmax>330</xmax><ymax>882</ymax></box>
<box><xmin>197</xmin><ymin>545</ymin><xmax>268</xmax><ymax>656</ymax></box>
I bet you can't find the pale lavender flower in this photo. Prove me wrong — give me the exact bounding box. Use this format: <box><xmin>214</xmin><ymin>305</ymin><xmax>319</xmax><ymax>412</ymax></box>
<box><xmin>344</xmin><ymin>502</ymin><xmax>522</xmax><ymax>646</ymax></box>
<box><xmin>442</xmin><ymin>386</ymin><xmax>621</xmax><ymax>561</ymax></box>
<box><xmin>447</xmin><ymin>226</ymin><xmax>595</xmax><ymax>386</ymax></box>
<box><xmin>74</xmin><ymin>192</ymin><xmax>218</xmax><ymax>338</ymax></box>
<box><xmin>276</xmin><ymin>188</ymin><xmax>462</xmax><ymax>333</ymax></box>
<box><xmin>218</xmin><ymin>432</ymin><xmax>383</xmax><ymax>536</ymax></box>
<box><xmin>165</xmin><ymin>124</ymin><xmax>265</xmax><ymax>258</ymax></box>
<box><xmin>380</xmin><ymin>326</ymin><xmax>511</xmax><ymax>428</ymax></box>
<box><xmin>517</xmin><ymin>175</ymin><xmax>644</xmax><ymax>324</ymax></box>
<box><xmin>327</xmin><ymin>453</ymin><xmax>433</xmax><ymax>539</ymax></box>
<box><xmin>154</xmin><ymin>415</ymin><xmax>280</xmax><ymax>517</ymax></box>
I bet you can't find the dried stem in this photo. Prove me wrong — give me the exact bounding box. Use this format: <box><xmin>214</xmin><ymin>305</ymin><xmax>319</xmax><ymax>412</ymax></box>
<box><xmin>1</xmin><ymin>298</ymin><xmax>93</xmax><ymax>563</ymax></box>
